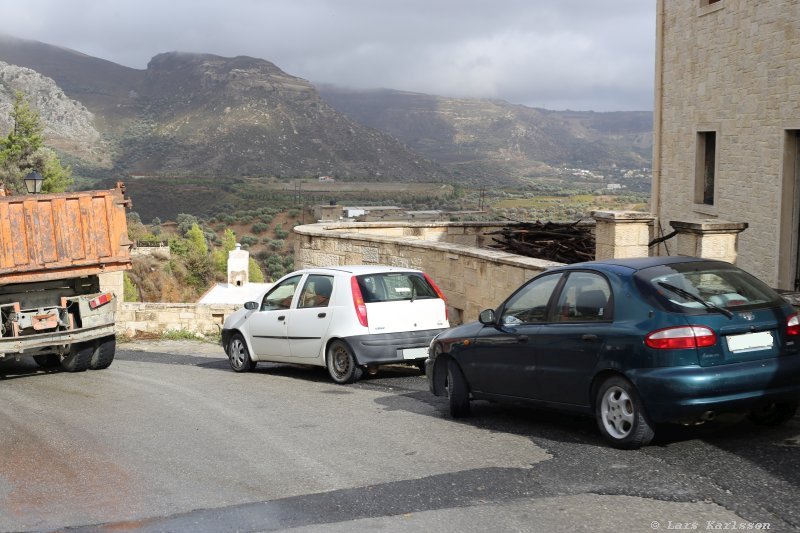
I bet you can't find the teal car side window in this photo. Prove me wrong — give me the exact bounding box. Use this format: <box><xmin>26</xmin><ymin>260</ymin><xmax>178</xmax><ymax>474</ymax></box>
<box><xmin>501</xmin><ymin>273</ymin><xmax>563</xmax><ymax>325</ymax></box>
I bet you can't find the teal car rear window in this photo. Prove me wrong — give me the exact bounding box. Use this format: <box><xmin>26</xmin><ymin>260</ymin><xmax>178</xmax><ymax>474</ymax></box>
<box><xmin>634</xmin><ymin>261</ymin><xmax>784</xmax><ymax>314</ymax></box>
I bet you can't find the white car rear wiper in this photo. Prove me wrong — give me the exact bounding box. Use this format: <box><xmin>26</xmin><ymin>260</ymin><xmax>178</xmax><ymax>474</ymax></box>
<box><xmin>657</xmin><ymin>281</ymin><xmax>733</xmax><ymax>319</ymax></box>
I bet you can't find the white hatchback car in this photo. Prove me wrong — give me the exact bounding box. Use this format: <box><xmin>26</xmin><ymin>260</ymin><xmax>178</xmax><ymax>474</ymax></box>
<box><xmin>221</xmin><ymin>266</ymin><xmax>450</xmax><ymax>383</ymax></box>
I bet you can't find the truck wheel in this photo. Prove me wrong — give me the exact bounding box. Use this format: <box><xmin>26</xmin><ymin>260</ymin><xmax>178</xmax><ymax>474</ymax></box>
<box><xmin>61</xmin><ymin>342</ymin><xmax>93</xmax><ymax>372</ymax></box>
<box><xmin>33</xmin><ymin>354</ymin><xmax>60</xmax><ymax>368</ymax></box>
<box><xmin>90</xmin><ymin>335</ymin><xmax>116</xmax><ymax>370</ymax></box>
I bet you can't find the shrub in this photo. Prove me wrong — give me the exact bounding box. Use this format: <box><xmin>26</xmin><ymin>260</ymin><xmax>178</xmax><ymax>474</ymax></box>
<box><xmin>123</xmin><ymin>273</ymin><xmax>138</xmax><ymax>302</ymax></box>
<box><xmin>274</xmin><ymin>226</ymin><xmax>289</xmax><ymax>239</ymax></box>
<box><xmin>252</xmin><ymin>222</ymin><xmax>269</xmax><ymax>234</ymax></box>
<box><xmin>249</xmin><ymin>257</ymin><xmax>265</xmax><ymax>283</ymax></box>
<box><xmin>240</xmin><ymin>235</ymin><xmax>258</xmax><ymax>247</ymax></box>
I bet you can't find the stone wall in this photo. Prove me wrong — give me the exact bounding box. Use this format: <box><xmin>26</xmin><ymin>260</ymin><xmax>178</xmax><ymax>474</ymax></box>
<box><xmin>100</xmin><ymin>271</ymin><xmax>238</xmax><ymax>339</ymax></box>
<box><xmin>293</xmin><ymin>222</ymin><xmax>563</xmax><ymax>324</ymax></box>
<box><xmin>110</xmin><ymin>214</ymin><xmax>749</xmax><ymax>337</ymax></box>
<box><xmin>115</xmin><ymin>302</ymin><xmax>239</xmax><ymax>338</ymax></box>
<box><xmin>130</xmin><ymin>245</ymin><xmax>171</xmax><ymax>259</ymax></box>
<box><xmin>99</xmin><ymin>271</ymin><xmax>125</xmax><ymax>302</ymax></box>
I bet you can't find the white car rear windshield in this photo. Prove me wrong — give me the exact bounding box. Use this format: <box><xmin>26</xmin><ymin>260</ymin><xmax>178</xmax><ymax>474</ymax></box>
<box><xmin>356</xmin><ymin>273</ymin><xmax>438</xmax><ymax>303</ymax></box>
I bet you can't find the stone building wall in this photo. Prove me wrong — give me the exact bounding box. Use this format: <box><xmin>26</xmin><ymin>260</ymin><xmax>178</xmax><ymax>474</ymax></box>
<box><xmin>293</xmin><ymin>222</ymin><xmax>562</xmax><ymax>324</ymax></box>
<box><xmin>654</xmin><ymin>0</ymin><xmax>800</xmax><ymax>288</ymax></box>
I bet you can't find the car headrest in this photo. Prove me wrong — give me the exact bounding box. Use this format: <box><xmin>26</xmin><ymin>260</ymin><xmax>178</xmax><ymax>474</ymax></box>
<box><xmin>315</xmin><ymin>277</ymin><xmax>332</xmax><ymax>298</ymax></box>
<box><xmin>576</xmin><ymin>289</ymin><xmax>608</xmax><ymax>317</ymax></box>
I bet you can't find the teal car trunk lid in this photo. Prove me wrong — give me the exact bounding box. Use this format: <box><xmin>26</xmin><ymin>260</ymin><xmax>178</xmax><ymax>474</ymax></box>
<box><xmin>693</xmin><ymin>308</ymin><xmax>785</xmax><ymax>367</ymax></box>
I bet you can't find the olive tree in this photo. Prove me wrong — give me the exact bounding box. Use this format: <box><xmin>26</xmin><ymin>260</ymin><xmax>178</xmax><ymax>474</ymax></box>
<box><xmin>0</xmin><ymin>92</ymin><xmax>73</xmax><ymax>193</ymax></box>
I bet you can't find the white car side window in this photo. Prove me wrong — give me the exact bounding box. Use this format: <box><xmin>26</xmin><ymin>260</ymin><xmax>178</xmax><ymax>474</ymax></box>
<box><xmin>261</xmin><ymin>275</ymin><xmax>302</xmax><ymax>311</ymax></box>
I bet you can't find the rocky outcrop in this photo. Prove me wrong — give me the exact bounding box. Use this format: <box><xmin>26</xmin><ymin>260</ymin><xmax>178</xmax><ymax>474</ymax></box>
<box><xmin>0</xmin><ymin>60</ymin><xmax>105</xmax><ymax>161</ymax></box>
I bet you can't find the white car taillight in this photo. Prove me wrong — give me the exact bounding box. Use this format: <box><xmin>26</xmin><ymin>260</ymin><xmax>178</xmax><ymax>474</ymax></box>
<box><xmin>423</xmin><ymin>272</ymin><xmax>448</xmax><ymax>321</ymax></box>
<box><xmin>350</xmin><ymin>276</ymin><xmax>368</xmax><ymax>327</ymax></box>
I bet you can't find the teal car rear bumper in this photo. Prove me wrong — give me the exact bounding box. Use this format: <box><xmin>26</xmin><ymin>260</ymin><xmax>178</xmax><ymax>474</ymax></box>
<box><xmin>630</xmin><ymin>354</ymin><xmax>800</xmax><ymax>422</ymax></box>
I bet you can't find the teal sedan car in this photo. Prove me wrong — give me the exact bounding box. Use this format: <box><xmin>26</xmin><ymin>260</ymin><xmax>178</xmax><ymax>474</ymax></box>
<box><xmin>426</xmin><ymin>256</ymin><xmax>800</xmax><ymax>449</ymax></box>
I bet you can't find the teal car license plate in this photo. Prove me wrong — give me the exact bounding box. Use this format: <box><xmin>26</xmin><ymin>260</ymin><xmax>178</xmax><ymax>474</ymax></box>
<box><xmin>726</xmin><ymin>331</ymin><xmax>774</xmax><ymax>353</ymax></box>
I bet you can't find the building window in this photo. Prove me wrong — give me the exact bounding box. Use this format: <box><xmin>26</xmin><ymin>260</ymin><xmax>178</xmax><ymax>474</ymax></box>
<box><xmin>696</xmin><ymin>131</ymin><xmax>717</xmax><ymax>206</ymax></box>
<box><xmin>698</xmin><ymin>0</ymin><xmax>724</xmax><ymax>14</ymax></box>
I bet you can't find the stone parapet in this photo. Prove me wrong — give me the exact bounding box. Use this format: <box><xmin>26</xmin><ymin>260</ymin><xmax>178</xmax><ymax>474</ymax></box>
<box><xmin>592</xmin><ymin>211</ymin><xmax>655</xmax><ymax>260</ymax></box>
<box><xmin>293</xmin><ymin>222</ymin><xmax>562</xmax><ymax>324</ymax></box>
<box><xmin>669</xmin><ymin>220</ymin><xmax>749</xmax><ymax>264</ymax></box>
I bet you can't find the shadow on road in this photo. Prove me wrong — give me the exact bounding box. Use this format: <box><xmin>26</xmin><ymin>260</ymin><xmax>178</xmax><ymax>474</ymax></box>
<box><xmin>0</xmin><ymin>358</ymin><xmax>62</xmax><ymax>380</ymax></box>
<box><xmin>195</xmin><ymin>356</ymin><xmax>426</xmax><ymax>385</ymax></box>
<box><xmin>373</xmin><ymin>386</ymin><xmax>800</xmax><ymax>528</ymax></box>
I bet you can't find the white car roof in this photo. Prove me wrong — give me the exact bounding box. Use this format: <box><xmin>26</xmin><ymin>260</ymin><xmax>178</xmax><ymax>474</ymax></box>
<box><xmin>292</xmin><ymin>265</ymin><xmax>422</xmax><ymax>276</ymax></box>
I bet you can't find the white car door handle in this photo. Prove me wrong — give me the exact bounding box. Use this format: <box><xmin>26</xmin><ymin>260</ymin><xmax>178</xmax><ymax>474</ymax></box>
<box><xmin>318</xmin><ymin>312</ymin><xmax>327</xmax><ymax>318</ymax></box>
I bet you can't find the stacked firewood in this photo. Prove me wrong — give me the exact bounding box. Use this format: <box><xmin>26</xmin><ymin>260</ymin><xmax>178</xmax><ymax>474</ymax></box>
<box><xmin>487</xmin><ymin>220</ymin><xmax>595</xmax><ymax>264</ymax></box>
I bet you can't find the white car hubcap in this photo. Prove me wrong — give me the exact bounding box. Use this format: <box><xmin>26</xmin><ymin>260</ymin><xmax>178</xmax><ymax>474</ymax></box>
<box><xmin>230</xmin><ymin>339</ymin><xmax>246</xmax><ymax>368</ymax></box>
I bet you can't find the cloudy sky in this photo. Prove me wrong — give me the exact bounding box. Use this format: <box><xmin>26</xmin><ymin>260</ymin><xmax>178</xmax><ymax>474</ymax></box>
<box><xmin>0</xmin><ymin>0</ymin><xmax>656</xmax><ymax>112</ymax></box>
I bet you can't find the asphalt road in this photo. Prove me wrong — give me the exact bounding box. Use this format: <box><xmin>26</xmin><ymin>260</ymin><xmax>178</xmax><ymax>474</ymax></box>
<box><xmin>0</xmin><ymin>340</ymin><xmax>799</xmax><ymax>532</ymax></box>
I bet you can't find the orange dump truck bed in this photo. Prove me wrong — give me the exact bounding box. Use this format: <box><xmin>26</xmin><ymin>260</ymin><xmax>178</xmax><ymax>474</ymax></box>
<box><xmin>0</xmin><ymin>183</ymin><xmax>132</xmax><ymax>285</ymax></box>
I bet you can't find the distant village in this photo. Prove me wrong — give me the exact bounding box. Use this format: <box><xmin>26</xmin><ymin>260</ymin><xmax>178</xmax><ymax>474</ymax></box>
<box><xmin>312</xmin><ymin>202</ymin><xmax>485</xmax><ymax>223</ymax></box>
<box><xmin>556</xmin><ymin>166</ymin><xmax>652</xmax><ymax>192</ymax></box>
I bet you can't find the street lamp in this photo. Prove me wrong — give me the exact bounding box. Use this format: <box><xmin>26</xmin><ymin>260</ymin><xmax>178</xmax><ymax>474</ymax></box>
<box><xmin>24</xmin><ymin>171</ymin><xmax>44</xmax><ymax>194</ymax></box>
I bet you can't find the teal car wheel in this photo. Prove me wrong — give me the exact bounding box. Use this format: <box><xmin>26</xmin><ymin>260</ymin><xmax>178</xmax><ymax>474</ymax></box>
<box><xmin>596</xmin><ymin>376</ymin><xmax>654</xmax><ymax>449</ymax></box>
<box><xmin>749</xmin><ymin>401</ymin><xmax>798</xmax><ymax>426</ymax></box>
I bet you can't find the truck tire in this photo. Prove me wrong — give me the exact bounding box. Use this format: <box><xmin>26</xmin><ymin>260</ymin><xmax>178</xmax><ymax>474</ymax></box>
<box><xmin>61</xmin><ymin>342</ymin><xmax>93</xmax><ymax>372</ymax></box>
<box><xmin>90</xmin><ymin>335</ymin><xmax>116</xmax><ymax>370</ymax></box>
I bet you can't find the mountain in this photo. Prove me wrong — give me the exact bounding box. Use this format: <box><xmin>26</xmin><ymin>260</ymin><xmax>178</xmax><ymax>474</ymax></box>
<box><xmin>0</xmin><ymin>34</ymin><xmax>651</xmax><ymax>193</ymax></box>
<box><xmin>0</xmin><ymin>34</ymin><xmax>449</xmax><ymax>182</ymax></box>
<box><xmin>317</xmin><ymin>87</ymin><xmax>652</xmax><ymax>182</ymax></box>
<box><xmin>118</xmin><ymin>52</ymin><xmax>447</xmax><ymax>179</ymax></box>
